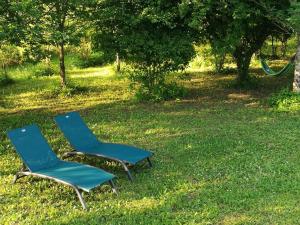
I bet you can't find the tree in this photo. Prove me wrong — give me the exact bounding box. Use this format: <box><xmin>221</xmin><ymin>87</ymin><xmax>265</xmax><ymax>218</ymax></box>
<box><xmin>294</xmin><ymin>43</ymin><xmax>300</xmax><ymax>93</ymax></box>
<box><xmin>289</xmin><ymin>1</ymin><xmax>300</xmax><ymax>93</ymax></box>
<box><xmin>33</xmin><ymin>0</ymin><xmax>97</xmax><ymax>87</ymax></box>
<box><xmin>0</xmin><ymin>1</ymin><xmax>31</xmax><ymax>85</ymax></box>
<box><xmin>2</xmin><ymin>0</ymin><xmax>96</xmax><ymax>87</ymax></box>
<box><xmin>0</xmin><ymin>1</ymin><xmax>23</xmax><ymax>45</ymax></box>
<box><xmin>93</xmin><ymin>0</ymin><xmax>196</xmax><ymax>100</ymax></box>
<box><xmin>185</xmin><ymin>0</ymin><xmax>291</xmax><ymax>85</ymax></box>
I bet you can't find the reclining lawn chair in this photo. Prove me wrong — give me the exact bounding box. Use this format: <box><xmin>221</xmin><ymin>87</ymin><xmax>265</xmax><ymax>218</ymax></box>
<box><xmin>8</xmin><ymin>125</ymin><xmax>116</xmax><ymax>210</ymax></box>
<box><xmin>55</xmin><ymin>112</ymin><xmax>153</xmax><ymax>181</ymax></box>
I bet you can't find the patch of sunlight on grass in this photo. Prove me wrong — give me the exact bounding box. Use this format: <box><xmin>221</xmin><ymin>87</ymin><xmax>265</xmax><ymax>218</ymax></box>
<box><xmin>265</xmin><ymin>205</ymin><xmax>286</xmax><ymax>213</ymax></box>
<box><xmin>1</xmin><ymin>57</ymin><xmax>300</xmax><ymax>224</ymax></box>
<box><xmin>144</xmin><ymin>127</ymin><xmax>171</xmax><ymax>135</ymax></box>
<box><xmin>69</xmin><ymin>65</ymin><xmax>116</xmax><ymax>78</ymax></box>
<box><xmin>228</xmin><ymin>93</ymin><xmax>252</xmax><ymax>100</ymax></box>
<box><xmin>244</xmin><ymin>102</ymin><xmax>260</xmax><ymax>108</ymax></box>
<box><xmin>187</xmin><ymin>66</ymin><xmax>213</xmax><ymax>73</ymax></box>
<box><xmin>117</xmin><ymin>198</ymin><xmax>161</xmax><ymax>212</ymax></box>
<box><xmin>255</xmin><ymin>116</ymin><xmax>273</xmax><ymax>123</ymax></box>
<box><xmin>222</xmin><ymin>214</ymin><xmax>252</xmax><ymax>225</ymax></box>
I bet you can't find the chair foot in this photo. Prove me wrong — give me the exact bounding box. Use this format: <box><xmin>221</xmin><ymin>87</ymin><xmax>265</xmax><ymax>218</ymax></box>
<box><xmin>12</xmin><ymin>174</ymin><xmax>19</xmax><ymax>184</ymax></box>
<box><xmin>147</xmin><ymin>157</ymin><xmax>153</xmax><ymax>167</ymax></box>
<box><xmin>109</xmin><ymin>180</ymin><xmax>117</xmax><ymax>195</ymax></box>
<box><xmin>120</xmin><ymin>162</ymin><xmax>133</xmax><ymax>181</ymax></box>
<box><xmin>74</xmin><ymin>188</ymin><xmax>87</xmax><ymax>210</ymax></box>
<box><xmin>62</xmin><ymin>152</ymin><xmax>74</xmax><ymax>159</ymax></box>
<box><xmin>12</xmin><ymin>172</ymin><xmax>27</xmax><ymax>184</ymax></box>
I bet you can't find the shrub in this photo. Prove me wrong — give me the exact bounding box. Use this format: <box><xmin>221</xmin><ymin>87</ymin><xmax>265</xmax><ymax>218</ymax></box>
<box><xmin>42</xmin><ymin>84</ymin><xmax>88</xmax><ymax>98</ymax></box>
<box><xmin>268</xmin><ymin>88</ymin><xmax>300</xmax><ymax>111</ymax></box>
<box><xmin>33</xmin><ymin>59</ymin><xmax>56</xmax><ymax>77</ymax></box>
<box><xmin>0</xmin><ymin>45</ymin><xmax>23</xmax><ymax>67</ymax></box>
<box><xmin>93</xmin><ymin>1</ymin><xmax>196</xmax><ymax>101</ymax></box>
<box><xmin>0</xmin><ymin>71</ymin><xmax>14</xmax><ymax>87</ymax></box>
<box><xmin>77</xmin><ymin>38</ymin><xmax>92</xmax><ymax>60</ymax></box>
<box><xmin>190</xmin><ymin>44</ymin><xmax>235</xmax><ymax>73</ymax></box>
<box><xmin>34</xmin><ymin>65</ymin><xmax>55</xmax><ymax>77</ymax></box>
<box><xmin>189</xmin><ymin>45</ymin><xmax>212</xmax><ymax>69</ymax></box>
<box><xmin>60</xmin><ymin>84</ymin><xmax>88</xmax><ymax>97</ymax></box>
<box><xmin>122</xmin><ymin>33</ymin><xmax>195</xmax><ymax>101</ymax></box>
<box><xmin>78</xmin><ymin>52</ymin><xmax>105</xmax><ymax>68</ymax></box>
<box><xmin>134</xmin><ymin>81</ymin><xmax>187</xmax><ymax>102</ymax></box>
<box><xmin>22</xmin><ymin>44</ymin><xmax>46</xmax><ymax>63</ymax></box>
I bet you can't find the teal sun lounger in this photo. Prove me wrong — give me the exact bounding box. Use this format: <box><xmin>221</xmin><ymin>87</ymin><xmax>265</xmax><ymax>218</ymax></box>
<box><xmin>8</xmin><ymin>125</ymin><xmax>116</xmax><ymax>210</ymax></box>
<box><xmin>55</xmin><ymin>112</ymin><xmax>153</xmax><ymax>181</ymax></box>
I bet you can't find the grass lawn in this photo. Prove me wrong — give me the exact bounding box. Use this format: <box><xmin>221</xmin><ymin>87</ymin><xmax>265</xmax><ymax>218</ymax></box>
<box><xmin>1</xmin><ymin>59</ymin><xmax>300</xmax><ymax>224</ymax></box>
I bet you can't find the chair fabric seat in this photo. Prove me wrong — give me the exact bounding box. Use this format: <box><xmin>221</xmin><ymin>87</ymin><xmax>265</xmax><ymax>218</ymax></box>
<box><xmin>7</xmin><ymin>124</ymin><xmax>115</xmax><ymax>192</ymax></box>
<box><xmin>55</xmin><ymin>112</ymin><xmax>153</xmax><ymax>165</ymax></box>
<box><xmin>82</xmin><ymin>143</ymin><xmax>153</xmax><ymax>165</ymax></box>
<box><xmin>37</xmin><ymin>161</ymin><xmax>115</xmax><ymax>192</ymax></box>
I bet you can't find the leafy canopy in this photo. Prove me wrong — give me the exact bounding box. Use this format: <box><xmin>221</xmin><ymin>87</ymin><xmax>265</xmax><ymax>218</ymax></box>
<box><xmin>93</xmin><ymin>0</ymin><xmax>196</xmax><ymax>100</ymax></box>
<box><xmin>181</xmin><ymin>0</ymin><xmax>292</xmax><ymax>84</ymax></box>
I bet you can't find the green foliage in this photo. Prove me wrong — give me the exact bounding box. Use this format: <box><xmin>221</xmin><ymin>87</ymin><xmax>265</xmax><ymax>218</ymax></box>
<box><xmin>34</xmin><ymin>63</ymin><xmax>56</xmax><ymax>77</ymax></box>
<box><xmin>189</xmin><ymin>45</ymin><xmax>213</xmax><ymax>69</ymax></box>
<box><xmin>190</xmin><ymin>45</ymin><xmax>235</xmax><ymax>73</ymax></box>
<box><xmin>0</xmin><ymin>45</ymin><xmax>23</xmax><ymax>67</ymax></box>
<box><xmin>22</xmin><ymin>44</ymin><xmax>48</xmax><ymax>63</ymax></box>
<box><xmin>17</xmin><ymin>0</ymin><xmax>97</xmax><ymax>48</ymax></box>
<box><xmin>1</xmin><ymin>62</ymin><xmax>300</xmax><ymax>224</ymax></box>
<box><xmin>269</xmin><ymin>88</ymin><xmax>300</xmax><ymax>111</ymax></box>
<box><xmin>210</xmin><ymin>41</ymin><xmax>229</xmax><ymax>73</ymax></box>
<box><xmin>0</xmin><ymin>0</ymin><xmax>36</xmax><ymax>45</ymax></box>
<box><xmin>0</xmin><ymin>70</ymin><xmax>14</xmax><ymax>87</ymax></box>
<box><xmin>1</xmin><ymin>0</ymin><xmax>99</xmax><ymax>86</ymax></box>
<box><xmin>42</xmin><ymin>84</ymin><xmax>89</xmax><ymax>98</ymax></box>
<box><xmin>260</xmin><ymin>35</ymin><xmax>298</xmax><ymax>59</ymax></box>
<box><xmin>186</xmin><ymin>0</ymin><xmax>292</xmax><ymax>83</ymax></box>
<box><xmin>34</xmin><ymin>66</ymin><xmax>55</xmax><ymax>77</ymax></box>
<box><xmin>134</xmin><ymin>81</ymin><xmax>186</xmax><ymax>102</ymax></box>
<box><xmin>93</xmin><ymin>0</ymin><xmax>196</xmax><ymax>100</ymax></box>
<box><xmin>77</xmin><ymin>37</ymin><xmax>92</xmax><ymax>60</ymax></box>
<box><xmin>79</xmin><ymin>52</ymin><xmax>105</xmax><ymax>68</ymax></box>
<box><xmin>288</xmin><ymin>1</ymin><xmax>300</xmax><ymax>32</ymax></box>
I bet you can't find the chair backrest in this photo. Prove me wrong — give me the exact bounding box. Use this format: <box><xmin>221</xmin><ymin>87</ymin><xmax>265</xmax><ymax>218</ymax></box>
<box><xmin>54</xmin><ymin>112</ymin><xmax>101</xmax><ymax>151</ymax></box>
<box><xmin>7</xmin><ymin>125</ymin><xmax>59</xmax><ymax>172</ymax></box>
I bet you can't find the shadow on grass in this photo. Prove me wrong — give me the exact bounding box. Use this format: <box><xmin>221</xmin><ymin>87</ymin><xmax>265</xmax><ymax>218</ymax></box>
<box><xmin>182</xmin><ymin>68</ymin><xmax>294</xmax><ymax>102</ymax></box>
<box><xmin>1</xmin><ymin>67</ymin><xmax>300</xmax><ymax>224</ymax></box>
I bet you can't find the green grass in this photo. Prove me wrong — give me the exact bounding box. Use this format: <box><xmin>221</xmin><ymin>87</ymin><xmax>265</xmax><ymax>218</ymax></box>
<box><xmin>1</xmin><ymin>56</ymin><xmax>300</xmax><ymax>224</ymax></box>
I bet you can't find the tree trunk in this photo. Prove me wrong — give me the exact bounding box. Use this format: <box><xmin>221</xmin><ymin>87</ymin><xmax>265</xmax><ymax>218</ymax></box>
<box><xmin>271</xmin><ymin>35</ymin><xmax>275</xmax><ymax>58</ymax></box>
<box><xmin>59</xmin><ymin>42</ymin><xmax>66</xmax><ymax>87</ymax></box>
<box><xmin>214</xmin><ymin>53</ymin><xmax>225</xmax><ymax>73</ymax></box>
<box><xmin>3</xmin><ymin>65</ymin><xmax>7</xmax><ymax>77</ymax></box>
<box><xmin>233</xmin><ymin>49</ymin><xmax>252</xmax><ymax>85</ymax></box>
<box><xmin>293</xmin><ymin>41</ymin><xmax>300</xmax><ymax>93</ymax></box>
<box><xmin>116</xmin><ymin>52</ymin><xmax>120</xmax><ymax>72</ymax></box>
<box><xmin>280</xmin><ymin>36</ymin><xmax>287</xmax><ymax>58</ymax></box>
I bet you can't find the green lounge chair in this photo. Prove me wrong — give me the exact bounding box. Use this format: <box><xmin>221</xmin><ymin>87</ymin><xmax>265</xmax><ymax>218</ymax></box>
<box><xmin>54</xmin><ymin>112</ymin><xmax>153</xmax><ymax>181</ymax></box>
<box><xmin>7</xmin><ymin>124</ymin><xmax>116</xmax><ymax>210</ymax></box>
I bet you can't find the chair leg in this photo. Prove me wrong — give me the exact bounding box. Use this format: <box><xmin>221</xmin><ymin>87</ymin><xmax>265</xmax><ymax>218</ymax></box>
<box><xmin>12</xmin><ymin>174</ymin><xmax>18</xmax><ymax>184</ymax></box>
<box><xmin>147</xmin><ymin>157</ymin><xmax>153</xmax><ymax>167</ymax></box>
<box><xmin>109</xmin><ymin>180</ymin><xmax>117</xmax><ymax>194</ymax></box>
<box><xmin>62</xmin><ymin>152</ymin><xmax>75</xmax><ymax>159</ymax></box>
<box><xmin>120</xmin><ymin>162</ymin><xmax>133</xmax><ymax>181</ymax></box>
<box><xmin>74</xmin><ymin>188</ymin><xmax>87</xmax><ymax>210</ymax></box>
<box><xmin>12</xmin><ymin>172</ymin><xmax>27</xmax><ymax>184</ymax></box>
<box><xmin>12</xmin><ymin>164</ymin><xmax>28</xmax><ymax>184</ymax></box>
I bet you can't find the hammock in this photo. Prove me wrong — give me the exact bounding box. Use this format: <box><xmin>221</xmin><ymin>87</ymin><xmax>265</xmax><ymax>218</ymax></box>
<box><xmin>260</xmin><ymin>58</ymin><xmax>295</xmax><ymax>77</ymax></box>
